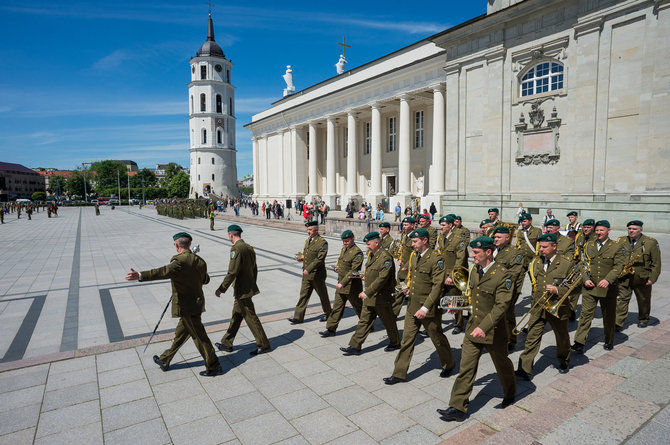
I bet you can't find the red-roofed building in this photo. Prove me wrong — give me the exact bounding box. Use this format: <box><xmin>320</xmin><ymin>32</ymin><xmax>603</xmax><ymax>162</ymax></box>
<box><xmin>0</xmin><ymin>162</ymin><xmax>46</xmax><ymax>201</ymax></box>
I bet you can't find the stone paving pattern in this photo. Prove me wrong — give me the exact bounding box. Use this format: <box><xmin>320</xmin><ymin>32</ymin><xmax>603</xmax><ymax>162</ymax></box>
<box><xmin>0</xmin><ymin>205</ymin><xmax>669</xmax><ymax>444</ymax></box>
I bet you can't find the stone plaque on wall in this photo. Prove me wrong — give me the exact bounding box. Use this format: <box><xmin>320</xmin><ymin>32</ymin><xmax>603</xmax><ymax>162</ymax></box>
<box><xmin>515</xmin><ymin>102</ymin><xmax>562</xmax><ymax>166</ymax></box>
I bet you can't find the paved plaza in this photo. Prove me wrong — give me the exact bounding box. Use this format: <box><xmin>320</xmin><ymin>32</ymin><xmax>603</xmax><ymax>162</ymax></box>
<box><xmin>1</xmin><ymin>205</ymin><xmax>669</xmax><ymax>444</ymax></box>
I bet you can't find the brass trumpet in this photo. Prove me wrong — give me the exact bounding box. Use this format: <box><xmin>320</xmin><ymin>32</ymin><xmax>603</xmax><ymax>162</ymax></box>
<box><xmin>440</xmin><ymin>265</ymin><xmax>474</xmax><ymax>311</ymax></box>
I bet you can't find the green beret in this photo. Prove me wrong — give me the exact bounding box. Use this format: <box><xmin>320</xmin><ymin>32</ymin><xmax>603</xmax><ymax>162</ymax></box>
<box><xmin>583</xmin><ymin>219</ymin><xmax>595</xmax><ymax>226</ymax></box>
<box><xmin>488</xmin><ymin>208</ymin><xmax>499</xmax><ymax>214</ymax></box>
<box><xmin>305</xmin><ymin>220</ymin><xmax>318</xmax><ymax>227</ymax></box>
<box><xmin>567</xmin><ymin>211</ymin><xmax>578</xmax><ymax>217</ymax></box>
<box><xmin>455</xmin><ymin>215</ymin><xmax>462</xmax><ymax>221</ymax></box>
<box><xmin>479</xmin><ymin>218</ymin><xmax>492</xmax><ymax>228</ymax></box>
<box><xmin>173</xmin><ymin>232</ymin><xmax>192</xmax><ymax>241</ymax></box>
<box><xmin>363</xmin><ymin>231</ymin><xmax>380</xmax><ymax>242</ymax></box>
<box><xmin>595</xmin><ymin>220</ymin><xmax>610</xmax><ymax>228</ymax></box>
<box><xmin>520</xmin><ymin>213</ymin><xmax>532</xmax><ymax>221</ymax></box>
<box><xmin>544</xmin><ymin>219</ymin><xmax>560</xmax><ymax>227</ymax></box>
<box><xmin>492</xmin><ymin>226</ymin><xmax>510</xmax><ymax>235</ymax></box>
<box><xmin>470</xmin><ymin>236</ymin><xmax>495</xmax><ymax>249</ymax></box>
<box><xmin>627</xmin><ymin>220</ymin><xmax>643</xmax><ymax>227</ymax></box>
<box><xmin>227</xmin><ymin>224</ymin><xmax>243</xmax><ymax>233</ymax></box>
<box><xmin>439</xmin><ymin>215</ymin><xmax>455</xmax><ymax>224</ymax></box>
<box><xmin>537</xmin><ymin>233</ymin><xmax>557</xmax><ymax>243</ymax></box>
<box><xmin>417</xmin><ymin>214</ymin><xmax>430</xmax><ymax>220</ymax></box>
<box><xmin>446</xmin><ymin>213</ymin><xmax>457</xmax><ymax>219</ymax></box>
<box><xmin>402</xmin><ymin>217</ymin><xmax>415</xmax><ymax>224</ymax></box>
<box><xmin>341</xmin><ymin>230</ymin><xmax>354</xmax><ymax>239</ymax></box>
<box><xmin>409</xmin><ymin>228</ymin><xmax>429</xmax><ymax>239</ymax></box>
<box><xmin>378</xmin><ymin>222</ymin><xmax>391</xmax><ymax>228</ymax></box>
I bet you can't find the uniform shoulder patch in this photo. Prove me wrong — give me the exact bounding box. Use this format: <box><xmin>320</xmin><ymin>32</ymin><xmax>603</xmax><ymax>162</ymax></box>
<box><xmin>505</xmin><ymin>278</ymin><xmax>512</xmax><ymax>290</ymax></box>
<box><xmin>459</xmin><ymin>241</ymin><xmax>465</xmax><ymax>249</ymax></box>
<box><xmin>384</xmin><ymin>260</ymin><xmax>392</xmax><ymax>270</ymax></box>
<box><xmin>322</xmin><ymin>242</ymin><xmax>328</xmax><ymax>250</ymax></box>
<box><xmin>437</xmin><ymin>259</ymin><xmax>444</xmax><ymax>270</ymax></box>
<box><xmin>230</xmin><ymin>251</ymin><xmax>236</xmax><ymax>259</ymax></box>
<box><xmin>622</xmin><ymin>247</ymin><xmax>626</xmax><ymax>255</ymax></box>
<box><xmin>515</xmin><ymin>254</ymin><xmax>523</xmax><ymax>263</ymax></box>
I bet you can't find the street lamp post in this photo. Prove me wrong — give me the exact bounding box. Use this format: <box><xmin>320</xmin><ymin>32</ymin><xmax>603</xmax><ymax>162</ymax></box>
<box><xmin>127</xmin><ymin>170</ymin><xmax>131</xmax><ymax>206</ymax></box>
<box><xmin>116</xmin><ymin>168</ymin><xmax>121</xmax><ymax>206</ymax></box>
<box><xmin>82</xmin><ymin>163</ymin><xmax>89</xmax><ymax>203</ymax></box>
<box><xmin>141</xmin><ymin>178</ymin><xmax>145</xmax><ymax>205</ymax></box>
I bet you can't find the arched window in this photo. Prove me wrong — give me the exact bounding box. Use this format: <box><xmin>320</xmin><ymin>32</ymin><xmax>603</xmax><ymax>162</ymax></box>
<box><xmin>520</xmin><ymin>61</ymin><xmax>564</xmax><ymax>97</ymax></box>
<box><xmin>216</xmin><ymin>94</ymin><xmax>222</xmax><ymax>113</ymax></box>
<box><xmin>200</xmin><ymin>93</ymin><xmax>206</xmax><ymax>112</ymax></box>
<box><xmin>229</xmin><ymin>98</ymin><xmax>233</xmax><ymax>116</ymax></box>
<box><xmin>211</xmin><ymin>174</ymin><xmax>215</xmax><ymax>180</ymax></box>
<box><xmin>217</xmin><ymin>129</ymin><xmax>222</xmax><ymax>144</ymax></box>
<box><xmin>190</xmin><ymin>96</ymin><xmax>193</xmax><ymax>114</ymax></box>
<box><xmin>198</xmin><ymin>157</ymin><xmax>201</xmax><ymax>164</ymax></box>
<box><xmin>201</xmin><ymin>129</ymin><xmax>207</xmax><ymax>144</ymax></box>
<box><xmin>211</xmin><ymin>157</ymin><xmax>215</xmax><ymax>164</ymax></box>
<box><xmin>200</xmin><ymin>65</ymin><xmax>207</xmax><ymax>80</ymax></box>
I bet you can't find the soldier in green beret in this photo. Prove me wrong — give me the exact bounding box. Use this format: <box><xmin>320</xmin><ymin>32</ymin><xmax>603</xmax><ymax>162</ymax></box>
<box><xmin>516</xmin><ymin>232</ymin><xmax>574</xmax><ymax>380</ymax></box>
<box><xmin>480</xmin><ymin>219</ymin><xmax>493</xmax><ymax>233</ymax></box>
<box><xmin>615</xmin><ymin>220</ymin><xmax>661</xmax><ymax>330</ymax></box>
<box><xmin>488</xmin><ymin>208</ymin><xmax>500</xmax><ymax>227</ymax></box>
<box><xmin>544</xmin><ymin>219</ymin><xmax>575</xmax><ymax>259</ymax></box>
<box><xmin>453</xmin><ymin>215</ymin><xmax>471</xmax><ymax>241</ymax></box>
<box><xmin>209</xmin><ymin>207</ymin><xmax>216</xmax><ymax>231</ymax></box>
<box><xmin>379</xmin><ymin>222</ymin><xmax>393</xmax><ymax>251</ymax></box>
<box><xmin>492</xmin><ymin>226</ymin><xmax>525</xmax><ymax>351</ymax></box>
<box><xmin>570</xmin><ymin>218</ymin><xmax>596</xmax><ymax>320</ymax></box>
<box><xmin>289</xmin><ymin>221</ymin><xmax>332</xmax><ymax>324</ymax></box>
<box><xmin>417</xmin><ymin>214</ymin><xmax>437</xmax><ymax>248</ymax></box>
<box><xmin>340</xmin><ymin>232</ymin><xmax>400</xmax><ymax>355</ymax></box>
<box><xmin>320</xmin><ymin>230</ymin><xmax>364</xmax><ymax>337</ymax></box>
<box><xmin>438</xmin><ymin>236</ymin><xmax>516</xmax><ymax>422</ymax></box>
<box><xmin>437</xmin><ymin>214</ymin><xmax>469</xmax><ymax>334</ymax></box>
<box><xmin>516</xmin><ymin>213</ymin><xmax>542</xmax><ymax>267</ymax></box>
<box><xmin>125</xmin><ymin>232</ymin><xmax>222</xmax><ymax>376</ymax></box>
<box><xmin>565</xmin><ymin>211</ymin><xmax>581</xmax><ymax>235</ymax></box>
<box><xmin>214</xmin><ymin>225</ymin><xmax>271</xmax><ymax>355</ymax></box>
<box><xmin>572</xmin><ymin>220</ymin><xmax>626</xmax><ymax>353</ymax></box>
<box><xmin>392</xmin><ymin>216</ymin><xmax>417</xmax><ymax>316</ymax></box>
<box><xmin>383</xmin><ymin>228</ymin><xmax>455</xmax><ymax>384</ymax></box>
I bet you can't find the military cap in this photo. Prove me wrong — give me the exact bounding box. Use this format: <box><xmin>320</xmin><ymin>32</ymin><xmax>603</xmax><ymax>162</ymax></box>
<box><xmin>492</xmin><ymin>226</ymin><xmax>510</xmax><ymax>235</ymax></box>
<box><xmin>402</xmin><ymin>217</ymin><xmax>415</xmax><ymax>224</ymax></box>
<box><xmin>417</xmin><ymin>214</ymin><xmax>430</xmax><ymax>220</ymax></box>
<box><xmin>470</xmin><ymin>236</ymin><xmax>495</xmax><ymax>249</ymax></box>
<box><xmin>305</xmin><ymin>220</ymin><xmax>318</xmax><ymax>227</ymax></box>
<box><xmin>363</xmin><ymin>231</ymin><xmax>380</xmax><ymax>242</ymax></box>
<box><xmin>378</xmin><ymin>222</ymin><xmax>391</xmax><ymax>228</ymax></box>
<box><xmin>439</xmin><ymin>215</ymin><xmax>455</xmax><ymax>224</ymax></box>
<box><xmin>595</xmin><ymin>220</ymin><xmax>610</xmax><ymax>228</ymax></box>
<box><xmin>479</xmin><ymin>218</ymin><xmax>492</xmax><ymax>228</ymax></box>
<box><xmin>537</xmin><ymin>233</ymin><xmax>557</xmax><ymax>243</ymax></box>
<box><xmin>627</xmin><ymin>220</ymin><xmax>644</xmax><ymax>227</ymax></box>
<box><xmin>227</xmin><ymin>224</ymin><xmax>243</xmax><ymax>233</ymax></box>
<box><xmin>520</xmin><ymin>213</ymin><xmax>532</xmax><ymax>221</ymax></box>
<box><xmin>567</xmin><ymin>211</ymin><xmax>578</xmax><ymax>217</ymax></box>
<box><xmin>455</xmin><ymin>215</ymin><xmax>462</xmax><ymax>221</ymax></box>
<box><xmin>173</xmin><ymin>232</ymin><xmax>192</xmax><ymax>241</ymax></box>
<box><xmin>446</xmin><ymin>213</ymin><xmax>457</xmax><ymax>219</ymax></box>
<box><xmin>544</xmin><ymin>219</ymin><xmax>560</xmax><ymax>227</ymax></box>
<box><xmin>583</xmin><ymin>218</ymin><xmax>595</xmax><ymax>226</ymax></box>
<box><xmin>341</xmin><ymin>230</ymin><xmax>354</xmax><ymax>239</ymax></box>
<box><xmin>409</xmin><ymin>228</ymin><xmax>429</xmax><ymax>239</ymax></box>
<box><xmin>488</xmin><ymin>208</ymin><xmax>499</xmax><ymax>214</ymax></box>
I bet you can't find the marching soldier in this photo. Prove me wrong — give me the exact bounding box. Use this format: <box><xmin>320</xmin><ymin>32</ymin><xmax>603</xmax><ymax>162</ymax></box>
<box><xmin>437</xmin><ymin>236</ymin><xmax>516</xmax><ymax>422</ymax></box>
<box><xmin>384</xmin><ymin>228</ymin><xmax>455</xmax><ymax>384</ymax></box>
<box><xmin>569</xmin><ymin>218</ymin><xmax>595</xmax><ymax>320</ymax></box>
<box><xmin>379</xmin><ymin>222</ymin><xmax>393</xmax><ymax>250</ymax></box>
<box><xmin>209</xmin><ymin>207</ymin><xmax>215</xmax><ymax>231</ymax></box>
<box><xmin>492</xmin><ymin>226</ymin><xmax>525</xmax><ymax>351</ymax></box>
<box><xmin>214</xmin><ymin>225</ymin><xmax>271</xmax><ymax>356</ymax></box>
<box><xmin>392</xmin><ymin>217</ymin><xmax>416</xmax><ymax>317</ymax></box>
<box><xmin>437</xmin><ymin>215</ymin><xmax>469</xmax><ymax>334</ymax></box>
<box><xmin>453</xmin><ymin>215</ymin><xmax>470</xmax><ymax>241</ymax></box>
<box><xmin>95</xmin><ymin>203</ymin><xmax>100</xmax><ymax>216</ymax></box>
<box><xmin>615</xmin><ymin>220</ymin><xmax>661</xmax><ymax>330</ymax></box>
<box><xmin>340</xmin><ymin>232</ymin><xmax>400</xmax><ymax>355</ymax></box>
<box><xmin>320</xmin><ymin>230</ymin><xmax>364</xmax><ymax>337</ymax></box>
<box><xmin>565</xmin><ymin>211</ymin><xmax>581</xmax><ymax>236</ymax></box>
<box><xmin>289</xmin><ymin>221</ymin><xmax>332</xmax><ymax>324</ymax></box>
<box><xmin>516</xmin><ymin>233</ymin><xmax>574</xmax><ymax>380</ymax></box>
<box><xmin>544</xmin><ymin>219</ymin><xmax>575</xmax><ymax>258</ymax></box>
<box><xmin>572</xmin><ymin>220</ymin><xmax>625</xmax><ymax>353</ymax></box>
<box><xmin>516</xmin><ymin>213</ymin><xmax>542</xmax><ymax>266</ymax></box>
<box><xmin>125</xmin><ymin>232</ymin><xmax>222</xmax><ymax>376</ymax></box>
<box><xmin>488</xmin><ymin>208</ymin><xmax>500</xmax><ymax>227</ymax></box>
<box><xmin>26</xmin><ymin>204</ymin><xmax>32</xmax><ymax>220</ymax></box>
<box><xmin>417</xmin><ymin>214</ymin><xmax>437</xmax><ymax>248</ymax></box>
<box><xmin>480</xmin><ymin>219</ymin><xmax>493</xmax><ymax>233</ymax></box>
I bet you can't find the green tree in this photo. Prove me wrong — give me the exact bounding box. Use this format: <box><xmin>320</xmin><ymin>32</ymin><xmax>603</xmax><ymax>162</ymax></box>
<box><xmin>130</xmin><ymin>168</ymin><xmax>157</xmax><ymax>188</ymax></box>
<box><xmin>48</xmin><ymin>175</ymin><xmax>67</xmax><ymax>196</ymax></box>
<box><xmin>89</xmin><ymin>160</ymin><xmax>128</xmax><ymax>192</ymax></box>
<box><xmin>65</xmin><ymin>171</ymin><xmax>93</xmax><ymax>199</ymax></box>
<box><xmin>31</xmin><ymin>191</ymin><xmax>46</xmax><ymax>201</ymax></box>
<box><xmin>167</xmin><ymin>171</ymin><xmax>190</xmax><ymax>198</ymax></box>
<box><xmin>160</xmin><ymin>162</ymin><xmax>182</xmax><ymax>187</ymax></box>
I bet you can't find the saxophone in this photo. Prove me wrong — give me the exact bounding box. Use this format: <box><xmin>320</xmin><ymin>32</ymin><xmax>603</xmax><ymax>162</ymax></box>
<box><xmin>619</xmin><ymin>252</ymin><xmax>643</xmax><ymax>278</ymax></box>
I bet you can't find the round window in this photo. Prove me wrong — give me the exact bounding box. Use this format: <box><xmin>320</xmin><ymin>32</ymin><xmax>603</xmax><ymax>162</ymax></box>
<box><xmin>215</xmin><ymin>64</ymin><xmax>222</xmax><ymax>72</ymax></box>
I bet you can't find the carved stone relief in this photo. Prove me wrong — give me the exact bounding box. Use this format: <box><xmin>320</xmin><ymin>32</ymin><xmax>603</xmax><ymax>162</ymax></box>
<box><xmin>515</xmin><ymin>99</ymin><xmax>562</xmax><ymax>166</ymax></box>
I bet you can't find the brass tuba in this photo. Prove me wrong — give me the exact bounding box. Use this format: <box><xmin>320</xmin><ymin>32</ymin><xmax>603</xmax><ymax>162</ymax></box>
<box><xmin>440</xmin><ymin>265</ymin><xmax>473</xmax><ymax>311</ymax></box>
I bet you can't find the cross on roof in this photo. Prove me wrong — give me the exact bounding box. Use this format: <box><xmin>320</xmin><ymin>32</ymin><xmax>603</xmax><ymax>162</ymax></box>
<box><xmin>337</xmin><ymin>36</ymin><xmax>351</xmax><ymax>58</ymax></box>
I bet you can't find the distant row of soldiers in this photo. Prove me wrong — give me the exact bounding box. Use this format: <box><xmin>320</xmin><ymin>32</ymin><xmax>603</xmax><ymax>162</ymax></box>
<box><xmin>1</xmin><ymin>201</ymin><xmax>58</xmax><ymax>223</ymax></box>
<box><xmin>155</xmin><ymin>200</ymin><xmax>211</xmax><ymax>219</ymax></box>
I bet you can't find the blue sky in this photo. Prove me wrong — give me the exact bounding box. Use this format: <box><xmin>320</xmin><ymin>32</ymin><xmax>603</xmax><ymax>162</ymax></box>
<box><xmin>0</xmin><ymin>1</ymin><xmax>484</xmax><ymax>178</ymax></box>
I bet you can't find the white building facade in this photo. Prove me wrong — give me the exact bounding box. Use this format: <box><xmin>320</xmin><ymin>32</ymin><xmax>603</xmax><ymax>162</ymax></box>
<box><xmin>188</xmin><ymin>14</ymin><xmax>238</xmax><ymax>199</ymax></box>
<box><xmin>247</xmin><ymin>0</ymin><xmax>670</xmax><ymax>231</ymax></box>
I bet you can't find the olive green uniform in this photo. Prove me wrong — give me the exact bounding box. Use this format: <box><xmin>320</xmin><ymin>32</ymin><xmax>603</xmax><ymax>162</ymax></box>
<box><xmin>391</xmin><ymin>248</ymin><xmax>454</xmax><ymax>380</ymax></box>
<box><xmin>556</xmin><ymin>233</ymin><xmax>575</xmax><ymax>259</ymax></box>
<box><xmin>448</xmin><ymin>261</ymin><xmax>516</xmax><ymax>413</ymax></box>
<box><xmin>518</xmin><ymin>254</ymin><xmax>574</xmax><ymax>375</ymax></box>
<box><xmin>293</xmin><ymin>234</ymin><xmax>331</xmax><ymax>322</ymax></box>
<box><xmin>326</xmin><ymin>244</ymin><xmax>364</xmax><ymax>331</ymax></box>
<box><xmin>616</xmin><ymin>234</ymin><xmax>661</xmax><ymax>327</ymax></box>
<box><xmin>217</xmin><ymin>239</ymin><xmax>270</xmax><ymax>350</ymax></box>
<box><xmin>140</xmin><ymin>250</ymin><xmax>219</xmax><ymax>373</ymax></box>
<box><xmin>26</xmin><ymin>206</ymin><xmax>32</xmax><ymax>220</ymax></box>
<box><xmin>426</xmin><ymin>225</ymin><xmax>438</xmax><ymax>249</ymax></box>
<box><xmin>348</xmin><ymin>249</ymin><xmax>400</xmax><ymax>350</ymax></box>
<box><xmin>516</xmin><ymin>225</ymin><xmax>542</xmax><ymax>267</ymax></box>
<box><xmin>570</xmin><ymin>231</ymin><xmax>592</xmax><ymax>313</ymax></box>
<box><xmin>209</xmin><ymin>209</ymin><xmax>215</xmax><ymax>230</ymax></box>
<box><xmin>494</xmin><ymin>244</ymin><xmax>525</xmax><ymax>346</ymax></box>
<box><xmin>574</xmin><ymin>239</ymin><xmax>625</xmax><ymax>346</ymax></box>
<box><xmin>455</xmin><ymin>226</ymin><xmax>471</xmax><ymax>242</ymax></box>
<box><xmin>380</xmin><ymin>234</ymin><xmax>393</xmax><ymax>251</ymax></box>
<box><xmin>392</xmin><ymin>232</ymin><xmax>414</xmax><ymax>316</ymax></box>
<box><xmin>437</xmin><ymin>230</ymin><xmax>469</xmax><ymax>328</ymax></box>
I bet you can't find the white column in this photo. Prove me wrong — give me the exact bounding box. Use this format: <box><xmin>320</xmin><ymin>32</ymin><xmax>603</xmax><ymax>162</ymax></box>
<box><xmin>431</xmin><ymin>85</ymin><xmax>446</xmax><ymax>195</ymax></box>
<box><xmin>308</xmin><ymin>122</ymin><xmax>318</xmax><ymax>199</ymax></box>
<box><xmin>346</xmin><ymin>111</ymin><xmax>359</xmax><ymax>199</ymax></box>
<box><xmin>251</xmin><ymin>137</ymin><xmax>259</xmax><ymax>198</ymax></box>
<box><xmin>279</xmin><ymin>130</ymin><xmax>286</xmax><ymax>197</ymax></box>
<box><xmin>262</xmin><ymin>135</ymin><xmax>269</xmax><ymax>197</ymax></box>
<box><xmin>290</xmin><ymin>127</ymin><xmax>298</xmax><ymax>198</ymax></box>
<box><xmin>398</xmin><ymin>94</ymin><xmax>411</xmax><ymax>198</ymax></box>
<box><xmin>325</xmin><ymin>117</ymin><xmax>337</xmax><ymax>206</ymax></box>
<box><xmin>369</xmin><ymin>103</ymin><xmax>383</xmax><ymax>204</ymax></box>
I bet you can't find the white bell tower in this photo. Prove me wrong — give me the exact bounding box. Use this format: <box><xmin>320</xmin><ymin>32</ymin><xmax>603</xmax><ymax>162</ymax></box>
<box><xmin>188</xmin><ymin>13</ymin><xmax>238</xmax><ymax>199</ymax></box>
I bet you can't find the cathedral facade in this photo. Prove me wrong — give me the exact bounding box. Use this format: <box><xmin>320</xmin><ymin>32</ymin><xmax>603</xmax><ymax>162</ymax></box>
<box><xmin>246</xmin><ymin>0</ymin><xmax>670</xmax><ymax>231</ymax></box>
